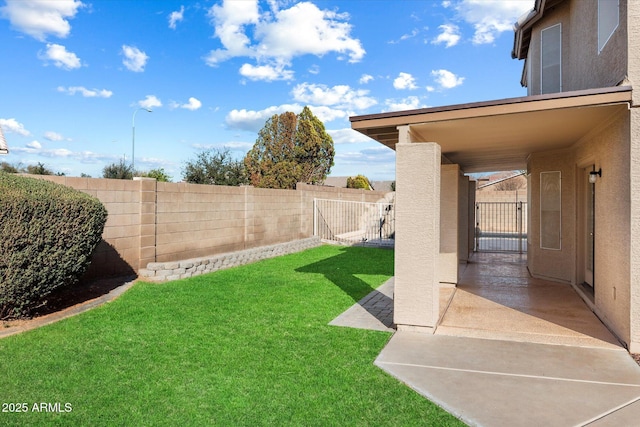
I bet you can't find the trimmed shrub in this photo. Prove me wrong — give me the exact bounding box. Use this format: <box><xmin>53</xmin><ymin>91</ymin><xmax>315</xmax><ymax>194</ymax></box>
<box><xmin>0</xmin><ymin>173</ymin><xmax>108</xmax><ymax>318</ymax></box>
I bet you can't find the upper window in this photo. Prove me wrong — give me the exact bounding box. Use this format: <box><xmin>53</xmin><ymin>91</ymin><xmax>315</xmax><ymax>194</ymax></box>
<box><xmin>598</xmin><ymin>0</ymin><xmax>619</xmax><ymax>52</ymax></box>
<box><xmin>541</xmin><ymin>24</ymin><xmax>562</xmax><ymax>94</ymax></box>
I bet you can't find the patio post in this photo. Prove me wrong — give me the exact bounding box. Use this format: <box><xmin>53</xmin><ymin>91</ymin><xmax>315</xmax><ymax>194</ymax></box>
<box><xmin>393</xmin><ymin>126</ymin><xmax>441</xmax><ymax>332</ymax></box>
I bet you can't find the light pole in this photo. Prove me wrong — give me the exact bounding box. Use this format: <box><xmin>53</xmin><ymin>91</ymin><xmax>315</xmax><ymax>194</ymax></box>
<box><xmin>132</xmin><ymin>107</ymin><xmax>152</xmax><ymax>170</ymax></box>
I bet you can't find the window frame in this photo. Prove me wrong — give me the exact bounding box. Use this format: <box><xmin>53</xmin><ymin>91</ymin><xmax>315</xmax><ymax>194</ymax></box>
<box><xmin>540</xmin><ymin>23</ymin><xmax>562</xmax><ymax>94</ymax></box>
<box><xmin>598</xmin><ymin>0</ymin><xmax>619</xmax><ymax>53</ymax></box>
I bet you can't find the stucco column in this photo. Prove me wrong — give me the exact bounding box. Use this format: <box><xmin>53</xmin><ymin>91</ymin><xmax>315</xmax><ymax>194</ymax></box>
<box><xmin>630</xmin><ymin>107</ymin><xmax>640</xmax><ymax>352</ymax></box>
<box><xmin>629</xmin><ymin>0</ymin><xmax>640</xmax><ymax>353</ymax></box>
<box><xmin>394</xmin><ymin>135</ymin><xmax>441</xmax><ymax>332</ymax></box>
<box><xmin>440</xmin><ymin>164</ymin><xmax>460</xmax><ymax>284</ymax></box>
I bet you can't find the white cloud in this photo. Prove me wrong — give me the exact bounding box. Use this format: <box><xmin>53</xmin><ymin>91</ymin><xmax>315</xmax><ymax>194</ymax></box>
<box><xmin>205</xmin><ymin>0</ymin><xmax>364</xmax><ymax>78</ymax></box>
<box><xmin>137</xmin><ymin>95</ymin><xmax>162</xmax><ymax>109</ymax></box>
<box><xmin>26</xmin><ymin>140</ymin><xmax>42</xmax><ymax>149</ymax></box>
<box><xmin>389</xmin><ymin>28</ymin><xmax>421</xmax><ymax>44</ymax></box>
<box><xmin>335</xmin><ymin>146</ymin><xmax>396</xmax><ymax>166</ymax></box>
<box><xmin>307</xmin><ymin>106</ymin><xmax>349</xmax><ymax>123</ymax></box>
<box><xmin>44</xmin><ymin>131</ymin><xmax>64</xmax><ymax>141</ymax></box>
<box><xmin>432</xmin><ymin>69</ymin><xmax>464</xmax><ymax>89</ymax></box>
<box><xmin>39</xmin><ymin>43</ymin><xmax>82</xmax><ymax>70</ymax></box>
<box><xmin>122</xmin><ymin>45</ymin><xmax>149</xmax><ymax>72</ymax></box>
<box><xmin>393</xmin><ymin>72</ymin><xmax>418</xmax><ymax>90</ymax></box>
<box><xmin>225</xmin><ymin>103</ymin><xmax>347</xmax><ymax>133</ymax></box>
<box><xmin>239</xmin><ymin>62</ymin><xmax>294</xmax><ymax>81</ymax></box>
<box><xmin>168</xmin><ymin>5</ymin><xmax>184</xmax><ymax>29</ymax></box>
<box><xmin>171</xmin><ymin>97</ymin><xmax>202</xmax><ymax>111</ymax></box>
<box><xmin>11</xmin><ymin>144</ymin><xmax>120</xmax><ymax>164</ymax></box>
<box><xmin>359</xmin><ymin>74</ymin><xmax>373</xmax><ymax>84</ymax></box>
<box><xmin>291</xmin><ymin>83</ymin><xmax>377</xmax><ymax>110</ymax></box>
<box><xmin>432</xmin><ymin>24</ymin><xmax>461</xmax><ymax>48</ymax></box>
<box><xmin>226</xmin><ymin>105</ymin><xmax>297</xmax><ymax>132</ymax></box>
<box><xmin>57</xmin><ymin>86</ymin><xmax>113</xmax><ymax>98</ymax></box>
<box><xmin>384</xmin><ymin>96</ymin><xmax>426</xmax><ymax>112</ymax></box>
<box><xmin>0</xmin><ymin>118</ymin><xmax>30</xmax><ymax>136</ymax></box>
<box><xmin>206</xmin><ymin>0</ymin><xmax>259</xmax><ymax>65</ymax></box>
<box><xmin>329</xmin><ymin>128</ymin><xmax>374</xmax><ymax>144</ymax></box>
<box><xmin>0</xmin><ymin>0</ymin><xmax>83</xmax><ymax>41</ymax></box>
<box><xmin>453</xmin><ymin>0</ymin><xmax>534</xmax><ymax>45</ymax></box>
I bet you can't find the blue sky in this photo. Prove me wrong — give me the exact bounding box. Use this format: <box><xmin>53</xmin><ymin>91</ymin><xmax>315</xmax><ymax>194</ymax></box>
<box><xmin>0</xmin><ymin>0</ymin><xmax>534</xmax><ymax>181</ymax></box>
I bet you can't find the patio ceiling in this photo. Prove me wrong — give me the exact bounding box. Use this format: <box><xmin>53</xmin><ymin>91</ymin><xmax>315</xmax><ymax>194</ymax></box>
<box><xmin>350</xmin><ymin>86</ymin><xmax>632</xmax><ymax>173</ymax></box>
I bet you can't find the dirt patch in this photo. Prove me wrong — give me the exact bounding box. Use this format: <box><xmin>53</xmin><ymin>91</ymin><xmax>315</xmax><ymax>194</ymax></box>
<box><xmin>2</xmin><ymin>276</ymin><xmax>135</xmax><ymax>330</ymax></box>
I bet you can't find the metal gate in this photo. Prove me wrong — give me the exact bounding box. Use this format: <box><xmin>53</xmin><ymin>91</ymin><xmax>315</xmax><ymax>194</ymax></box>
<box><xmin>475</xmin><ymin>202</ymin><xmax>528</xmax><ymax>253</ymax></box>
<box><xmin>313</xmin><ymin>198</ymin><xmax>395</xmax><ymax>247</ymax></box>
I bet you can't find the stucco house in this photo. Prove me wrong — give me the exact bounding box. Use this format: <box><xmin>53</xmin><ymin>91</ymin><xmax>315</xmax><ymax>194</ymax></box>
<box><xmin>350</xmin><ymin>0</ymin><xmax>640</xmax><ymax>352</ymax></box>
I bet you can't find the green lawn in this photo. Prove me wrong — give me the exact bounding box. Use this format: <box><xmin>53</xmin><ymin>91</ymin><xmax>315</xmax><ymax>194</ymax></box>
<box><xmin>0</xmin><ymin>245</ymin><xmax>463</xmax><ymax>426</ymax></box>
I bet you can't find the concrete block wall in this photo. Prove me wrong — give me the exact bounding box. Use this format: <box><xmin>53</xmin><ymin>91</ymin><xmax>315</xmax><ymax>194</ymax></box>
<box><xmin>476</xmin><ymin>190</ymin><xmax>528</xmax><ymax>203</ymax></box>
<box><xmin>140</xmin><ymin>236</ymin><xmax>321</xmax><ymax>282</ymax></box>
<box><xmin>27</xmin><ymin>175</ymin><xmax>388</xmax><ymax>280</ymax></box>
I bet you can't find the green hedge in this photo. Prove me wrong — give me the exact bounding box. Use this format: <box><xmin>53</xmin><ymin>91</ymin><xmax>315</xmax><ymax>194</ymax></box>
<box><xmin>0</xmin><ymin>173</ymin><xmax>108</xmax><ymax>318</ymax></box>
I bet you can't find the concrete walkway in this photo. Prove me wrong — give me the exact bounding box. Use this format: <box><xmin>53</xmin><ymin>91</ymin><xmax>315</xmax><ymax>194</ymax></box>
<box><xmin>330</xmin><ymin>253</ymin><xmax>640</xmax><ymax>426</ymax></box>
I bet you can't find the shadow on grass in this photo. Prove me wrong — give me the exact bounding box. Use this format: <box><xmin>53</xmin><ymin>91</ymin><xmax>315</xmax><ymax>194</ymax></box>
<box><xmin>296</xmin><ymin>245</ymin><xmax>394</xmax><ymax>306</ymax></box>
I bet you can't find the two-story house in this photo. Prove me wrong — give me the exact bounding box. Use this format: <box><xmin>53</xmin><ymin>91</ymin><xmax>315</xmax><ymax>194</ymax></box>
<box><xmin>350</xmin><ymin>0</ymin><xmax>640</xmax><ymax>352</ymax></box>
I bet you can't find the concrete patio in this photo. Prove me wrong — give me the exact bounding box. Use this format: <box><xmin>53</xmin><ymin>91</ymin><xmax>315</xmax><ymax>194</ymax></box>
<box><xmin>332</xmin><ymin>253</ymin><xmax>640</xmax><ymax>426</ymax></box>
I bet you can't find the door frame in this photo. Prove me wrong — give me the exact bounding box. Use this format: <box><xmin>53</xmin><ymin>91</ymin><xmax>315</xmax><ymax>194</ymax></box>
<box><xmin>576</xmin><ymin>164</ymin><xmax>596</xmax><ymax>297</ymax></box>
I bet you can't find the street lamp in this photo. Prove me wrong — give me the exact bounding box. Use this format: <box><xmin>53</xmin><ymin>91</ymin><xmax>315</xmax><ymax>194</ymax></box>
<box><xmin>132</xmin><ymin>107</ymin><xmax>152</xmax><ymax>170</ymax></box>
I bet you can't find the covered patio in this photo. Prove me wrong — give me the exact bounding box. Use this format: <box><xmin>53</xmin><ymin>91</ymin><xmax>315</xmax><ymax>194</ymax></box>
<box><xmin>350</xmin><ymin>86</ymin><xmax>634</xmax><ymax>344</ymax></box>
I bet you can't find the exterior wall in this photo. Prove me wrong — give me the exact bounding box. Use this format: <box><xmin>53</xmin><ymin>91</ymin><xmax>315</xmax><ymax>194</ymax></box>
<box><xmin>526</xmin><ymin>0</ymin><xmax>627</xmax><ymax>95</ymax></box>
<box><xmin>458</xmin><ymin>174</ymin><xmax>470</xmax><ymax>263</ymax></box>
<box><xmin>440</xmin><ymin>164</ymin><xmax>460</xmax><ymax>284</ymax></box>
<box><xmin>629</xmin><ymin>0</ymin><xmax>640</xmax><ymax>352</ymax></box>
<box><xmin>26</xmin><ymin>175</ymin><xmax>388</xmax><ymax>279</ymax></box>
<box><xmin>574</xmin><ymin>108</ymin><xmax>631</xmax><ymax>347</ymax></box>
<box><xmin>629</xmin><ymin>108</ymin><xmax>640</xmax><ymax>352</ymax></box>
<box><xmin>393</xmin><ymin>138</ymin><xmax>441</xmax><ymax>331</ymax></box>
<box><xmin>527</xmin><ymin>148</ymin><xmax>576</xmax><ymax>283</ymax></box>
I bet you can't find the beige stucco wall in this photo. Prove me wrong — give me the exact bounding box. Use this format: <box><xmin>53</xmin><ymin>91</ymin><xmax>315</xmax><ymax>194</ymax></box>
<box><xmin>526</xmin><ymin>0</ymin><xmax>628</xmax><ymax>95</ymax></box>
<box><xmin>574</xmin><ymin>108</ymin><xmax>631</xmax><ymax>346</ymax></box>
<box><xmin>394</xmin><ymin>140</ymin><xmax>441</xmax><ymax>331</ymax></box>
<box><xmin>440</xmin><ymin>164</ymin><xmax>460</xmax><ymax>284</ymax></box>
<box><xmin>628</xmin><ymin>0</ymin><xmax>640</xmax><ymax>352</ymax></box>
<box><xmin>527</xmin><ymin>108</ymin><xmax>632</xmax><ymax>347</ymax></box>
<box><xmin>527</xmin><ymin>148</ymin><xmax>576</xmax><ymax>284</ymax></box>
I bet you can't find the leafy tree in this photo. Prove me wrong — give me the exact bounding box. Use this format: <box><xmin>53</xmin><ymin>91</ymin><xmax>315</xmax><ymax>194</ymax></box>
<box><xmin>182</xmin><ymin>148</ymin><xmax>248</xmax><ymax>186</ymax></box>
<box><xmin>0</xmin><ymin>162</ymin><xmax>19</xmax><ymax>174</ymax></box>
<box><xmin>347</xmin><ymin>175</ymin><xmax>372</xmax><ymax>190</ymax></box>
<box><xmin>244</xmin><ymin>106</ymin><xmax>334</xmax><ymax>189</ymax></box>
<box><xmin>138</xmin><ymin>168</ymin><xmax>172</xmax><ymax>182</ymax></box>
<box><xmin>26</xmin><ymin>162</ymin><xmax>54</xmax><ymax>175</ymax></box>
<box><xmin>103</xmin><ymin>158</ymin><xmax>134</xmax><ymax>180</ymax></box>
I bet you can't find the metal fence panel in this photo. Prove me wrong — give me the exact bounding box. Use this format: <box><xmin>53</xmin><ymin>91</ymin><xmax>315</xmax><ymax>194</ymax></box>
<box><xmin>475</xmin><ymin>202</ymin><xmax>528</xmax><ymax>253</ymax></box>
<box><xmin>314</xmin><ymin>198</ymin><xmax>395</xmax><ymax>247</ymax></box>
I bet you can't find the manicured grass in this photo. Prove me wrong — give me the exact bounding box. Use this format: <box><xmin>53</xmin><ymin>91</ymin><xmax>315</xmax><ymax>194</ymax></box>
<box><xmin>0</xmin><ymin>245</ymin><xmax>463</xmax><ymax>426</ymax></box>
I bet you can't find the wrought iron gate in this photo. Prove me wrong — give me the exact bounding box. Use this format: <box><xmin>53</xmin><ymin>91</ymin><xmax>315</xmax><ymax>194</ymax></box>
<box><xmin>475</xmin><ymin>202</ymin><xmax>528</xmax><ymax>253</ymax></box>
<box><xmin>314</xmin><ymin>198</ymin><xmax>395</xmax><ymax>247</ymax></box>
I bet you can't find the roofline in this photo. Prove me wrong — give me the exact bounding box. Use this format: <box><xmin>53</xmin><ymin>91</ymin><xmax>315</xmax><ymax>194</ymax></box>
<box><xmin>349</xmin><ymin>86</ymin><xmax>632</xmax><ymax>124</ymax></box>
<box><xmin>478</xmin><ymin>171</ymin><xmax>526</xmax><ymax>189</ymax></box>
<box><xmin>512</xmin><ymin>0</ymin><xmax>545</xmax><ymax>60</ymax></box>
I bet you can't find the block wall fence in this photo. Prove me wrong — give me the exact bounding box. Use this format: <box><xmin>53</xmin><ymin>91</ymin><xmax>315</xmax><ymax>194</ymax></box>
<box><xmin>27</xmin><ymin>175</ymin><xmax>388</xmax><ymax>280</ymax></box>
